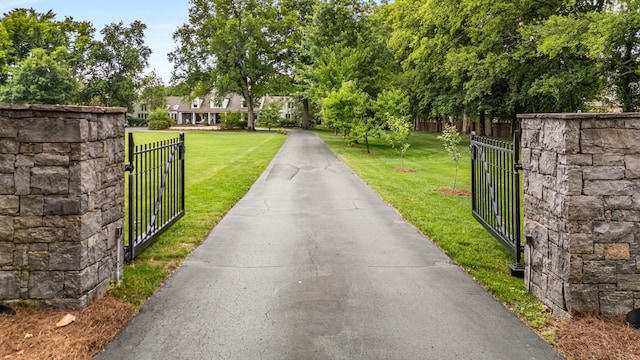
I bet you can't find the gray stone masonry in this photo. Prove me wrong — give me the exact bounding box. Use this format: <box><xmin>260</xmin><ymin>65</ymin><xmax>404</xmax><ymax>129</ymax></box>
<box><xmin>0</xmin><ymin>104</ymin><xmax>125</xmax><ymax>309</ymax></box>
<box><xmin>519</xmin><ymin>113</ymin><xmax>640</xmax><ymax>316</ymax></box>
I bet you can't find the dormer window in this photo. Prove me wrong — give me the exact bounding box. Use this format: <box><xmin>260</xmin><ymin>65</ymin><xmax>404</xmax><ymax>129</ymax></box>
<box><xmin>192</xmin><ymin>97</ymin><xmax>201</xmax><ymax>108</ymax></box>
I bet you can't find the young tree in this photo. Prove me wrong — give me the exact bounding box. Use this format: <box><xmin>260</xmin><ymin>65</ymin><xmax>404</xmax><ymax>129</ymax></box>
<box><xmin>386</xmin><ymin>115</ymin><xmax>412</xmax><ymax>169</ymax></box>
<box><xmin>258</xmin><ymin>99</ymin><xmax>284</xmax><ymax>131</ymax></box>
<box><xmin>140</xmin><ymin>71</ymin><xmax>168</xmax><ymax>111</ymax></box>
<box><xmin>0</xmin><ymin>48</ymin><xmax>77</xmax><ymax>104</ymax></box>
<box><xmin>170</xmin><ymin>0</ymin><xmax>289</xmax><ymax>131</ymax></box>
<box><xmin>438</xmin><ymin>124</ymin><xmax>462</xmax><ymax>191</ymax></box>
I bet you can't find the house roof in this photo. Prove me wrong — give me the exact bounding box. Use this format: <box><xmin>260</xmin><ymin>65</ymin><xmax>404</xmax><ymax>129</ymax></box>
<box><xmin>166</xmin><ymin>94</ymin><xmax>246</xmax><ymax>114</ymax></box>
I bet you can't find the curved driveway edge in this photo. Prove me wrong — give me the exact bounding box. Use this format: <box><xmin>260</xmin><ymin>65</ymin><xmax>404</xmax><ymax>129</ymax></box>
<box><xmin>97</xmin><ymin>130</ymin><xmax>564</xmax><ymax>360</ymax></box>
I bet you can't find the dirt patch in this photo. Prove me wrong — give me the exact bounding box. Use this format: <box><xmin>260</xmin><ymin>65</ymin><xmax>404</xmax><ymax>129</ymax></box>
<box><xmin>0</xmin><ymin>296</ymin><xmax>136</xmax><ymax>360</ymax></box>
<box><xmin>556</xmin><ymin>314</ymin><xmax>640</xmax><ymax>360</ymax></box>
<box><xmin>394</xmin><ymin>168</ymin><xmax>417</xmax><ymax>173</ymax></box>
<box><xmin>435</xmin><ymin>188</ymin><xmax>471</xmax><ymax>196</ymax></box>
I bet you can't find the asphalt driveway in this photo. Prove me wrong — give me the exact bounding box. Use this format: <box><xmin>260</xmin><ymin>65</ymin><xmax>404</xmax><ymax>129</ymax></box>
<box><xmin>97</xmin><ymin>130</ymin><xmax>563</xmax><ymax>360</ymax></box>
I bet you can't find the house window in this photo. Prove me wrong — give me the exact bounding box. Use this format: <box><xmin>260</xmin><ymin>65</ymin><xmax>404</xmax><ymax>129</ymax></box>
<box><xmin>242</xmin><ymin>98</ymin><xmax>247</xmax><ymax>108</ymax></box>
<box><xmin>192</xmin><ymin>98</ymin><xmax>200</xmax><ymax>109</ymax></box>
<box><xmin>285</xmin><ymin>113</ymin><xmax>291</xmax><ymax>119</ymax></box>
<box><xmin>140</xmin><ymin>104</ymin><xmax>147</xmax><ymax>112</ymax></box>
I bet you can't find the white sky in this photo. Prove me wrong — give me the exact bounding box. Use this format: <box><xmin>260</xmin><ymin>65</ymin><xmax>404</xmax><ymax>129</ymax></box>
<box><xmin>0</xmin><ymin>0</ymin><xmax>191</xmax><ymax>84</ymax></box>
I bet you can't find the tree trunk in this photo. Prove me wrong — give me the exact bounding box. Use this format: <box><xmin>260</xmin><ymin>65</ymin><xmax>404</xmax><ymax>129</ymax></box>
<box><xmin>462</xmin><ymin>109</ymin><xmax>470</xmax><ymax>134</ymax></box>
<box><xmin>302</xmin><ymin>98</ymin><xmax>310</xmax><ymax>129</ymax></box>
<box><xmin>240</xmin><ymin>76</ymin><xmax>256</xmax><ymax>132</ymax></box>
<box><xmin>479</xmin><ymin>111</ymin><xmax>486</xmax><ymax>136</ymax></box>
<box><xmin>246</xmin><ymin>96</ymin><xmax>256</xmax><ymax>131</ymax></box>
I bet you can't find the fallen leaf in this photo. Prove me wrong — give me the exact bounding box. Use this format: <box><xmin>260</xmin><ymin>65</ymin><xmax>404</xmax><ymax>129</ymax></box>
<box><xmin>24</xmin><ymin>333</ymin><xmax>32</xmax><ymax>339</ymax></box>
<box><xmin>55</xmin><ymin>314</ymin><xmax>76</xmax><ymax>327</ymax></box>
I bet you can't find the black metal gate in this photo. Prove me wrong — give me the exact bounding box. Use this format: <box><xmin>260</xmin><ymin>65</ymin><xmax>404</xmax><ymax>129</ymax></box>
<box><xmin>470</xmin><ymin>131</ymin><xmax>523</xmax><ymax>276</ymax></box>
<box><xmin>125</xmin><ymin>133</ymin><xmax>185</xmax><ymax>262</ymax></box>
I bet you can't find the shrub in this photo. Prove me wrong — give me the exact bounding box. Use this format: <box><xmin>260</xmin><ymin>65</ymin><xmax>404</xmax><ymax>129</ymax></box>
<box><xmin>148</xmin><ymin>120</ymin><xmax>171</xmax><ymax>130</ymax></box>
<box><xmin>219</xmin><ymin>111</ymin><xmax>247</xmax><ymax>129</ymax></box>
<box><xmin>147</xmin><ymin>108</ymin><xmax>174</xmax><ymax>130</ymax></box>
<box><xmin>127</xmin><ymin>116</ymin><xmax>148</xmax><ymax>127</ymax></box>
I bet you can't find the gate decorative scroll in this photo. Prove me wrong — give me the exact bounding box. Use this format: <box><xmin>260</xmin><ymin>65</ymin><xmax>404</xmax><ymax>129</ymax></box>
<box><xmin>470</xmin><ymin>131</ymin><xmax>523</xmax><ymax>276</ymax></box>
<box><xmin>125</xmin><ymin>133</ymin><xmax>185</xmax><ymax>262</ymax></box>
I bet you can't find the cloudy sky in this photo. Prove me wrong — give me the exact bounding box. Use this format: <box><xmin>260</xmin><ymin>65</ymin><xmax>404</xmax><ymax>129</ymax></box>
<box><xmin>1</xmin><ymin>0</ymin><xmax>192</xmax><ymax>84</ymax></box>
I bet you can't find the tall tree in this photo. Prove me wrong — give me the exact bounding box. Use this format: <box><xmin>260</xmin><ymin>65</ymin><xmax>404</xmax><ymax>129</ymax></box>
<box><xmin>280</xmin><ymin>0</ymin><xmax>317</xmax><ymax>129</ymax></box>
<box><xmin>170</xmin><ymin>0</ymin><xmax>289</xmax><ymax>131</ymax></box>
<box><xmin>78</xmin><ymin>21</ymin><xmax>151</xmax><ymax>110</ymax></box>
<box><xmin>527</xmin><ymin>0</ymin><xmax>640</xmax><ymax>112</ymax></box>
<box><xmin>0</xmin><ymin>47</ymin><xmax>77</xmax><ymax>104</ymax></box>
<box><xmin>0</xmin><ymin>8</ymin><xmax>93</xmax><ymax>85</ymax></box>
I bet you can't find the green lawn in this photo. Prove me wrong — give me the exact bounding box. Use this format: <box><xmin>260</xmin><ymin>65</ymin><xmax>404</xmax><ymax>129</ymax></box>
<box><xmin>112</xmin><ymin>130</ymin><xmax>287</xmax><ymax>305</ymax></box>
<box><xmin>313</xmin><ymin>129</ymin><xmax>551</xmax><ymax>334</ymax></box>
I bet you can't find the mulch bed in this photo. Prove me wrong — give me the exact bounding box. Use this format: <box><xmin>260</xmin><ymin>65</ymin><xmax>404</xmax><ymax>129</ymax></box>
<box><xmin>556</xmin><ymin>314</ymin><xmax>640</xmax><ymax>360</ymax></box>
<box><xmin>435</xmin><ymin>188</ymin><xmax>471</xmax><ymax>196</ymax></box>
<box><xmin>0</xmin><ymin>296</ymin><xmax>136</xmax><ymax>360</ymax></box>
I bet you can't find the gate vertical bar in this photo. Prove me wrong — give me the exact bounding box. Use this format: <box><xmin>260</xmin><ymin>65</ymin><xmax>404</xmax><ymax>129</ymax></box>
<box><xmin>180</xmin><ymin>133</ymin><xmax>185</xmax><ymax>215</ymax></box>
<box><xmin>513</xmin><ymin>130</ymin><xmax>523</xmax><ymax>264</ymax></box>
<box><xmin>127</xmin><ymin>133</ymin><xmax>135</xmax><ymax>263</ymax></box>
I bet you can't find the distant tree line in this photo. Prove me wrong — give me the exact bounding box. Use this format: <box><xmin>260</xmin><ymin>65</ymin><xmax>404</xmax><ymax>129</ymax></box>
<box><xmin>170</xmin><ymin>0</ymin><xmax>640</xmax><ymax>135</ymax></box>
<box><xmin>3</xmin><ymin>1</ymin><xmax>638</xmax><ymax>136</ymax></box>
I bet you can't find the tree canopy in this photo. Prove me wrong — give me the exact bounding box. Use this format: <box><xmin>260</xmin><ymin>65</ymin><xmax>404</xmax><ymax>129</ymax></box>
<box><xmin>0</xmin><ymin>8</ymin><xmax>152</xmax><ymax>109</ymax></box>
<box><xmin>170</xmin><ymin>0</ymin><xmax>293</xmax><ymax>131</ymax></box>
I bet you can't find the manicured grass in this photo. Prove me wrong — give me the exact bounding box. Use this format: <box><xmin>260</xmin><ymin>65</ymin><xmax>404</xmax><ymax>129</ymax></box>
<box><xmin>111</xmin><ymin>131</ymin><xmax>287</xmax><ymax>305</ymax></box>
<box><xmin>314</xmin><ymin>129</ymin><xmax>551</xmax><ymax>332</ymax></box>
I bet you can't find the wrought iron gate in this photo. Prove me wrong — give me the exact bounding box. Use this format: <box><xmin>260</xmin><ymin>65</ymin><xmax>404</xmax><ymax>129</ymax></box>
<box><xmin>125</xmin><ymin>133</ymin><xmax>185</xmax><ymax>262</ymax></box>
<box><xmin>470</xmin><ymin>131</ymin><xmax>523</xmax><ymax>276</ymax></box>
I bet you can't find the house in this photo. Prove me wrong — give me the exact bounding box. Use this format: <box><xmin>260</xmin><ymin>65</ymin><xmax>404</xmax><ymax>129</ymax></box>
<box><xmin>129</xmin><ymin>93</ymin><xmax>294</xmax><ymax>125</ymax></box>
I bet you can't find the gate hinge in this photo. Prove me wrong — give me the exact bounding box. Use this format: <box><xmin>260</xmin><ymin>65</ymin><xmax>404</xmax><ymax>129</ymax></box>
<box><xmin>124</xmin><ymin>163</ymin><xmax>134</xmax><ymax>172</ymax></box>
<box><xmin>514</xmin><ymin>163</ymin><xmax>523</xmax><ymax>171</ymax></box>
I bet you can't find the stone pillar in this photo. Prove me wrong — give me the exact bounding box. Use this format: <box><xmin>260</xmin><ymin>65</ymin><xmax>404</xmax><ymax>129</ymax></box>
<box><xmin>519</xmin><ymin>113</ymin><xmax>640</xmax><ymax>316</ymax></box>
<box><xmin>0</xmin><ymin>104</ymin><xmax>125</xmax><ymax>309</ymax></box>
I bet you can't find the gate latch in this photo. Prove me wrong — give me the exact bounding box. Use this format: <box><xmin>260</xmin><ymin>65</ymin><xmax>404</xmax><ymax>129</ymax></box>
<box><xmin>514</xmin><ymin>163</ymin><xmax>523</xmax><ymax>171</ymax></box>
<box><xmin>124</xmin><ymin>163</ymin><xmax>134</xmax><ymax>172</ymax></box>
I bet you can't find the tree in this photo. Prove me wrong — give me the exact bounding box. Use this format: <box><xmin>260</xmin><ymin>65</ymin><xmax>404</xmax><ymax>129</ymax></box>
<box><xmin>301</xmin><ymin>0</ymin><xmax>392</xmax><ymax>102</ymax></box>
<box><xmin>0</xmin><ymin>8</ymin><xmax>94</xmax><ymax>85</ymax></box>
<box><xmin>275</xmin><ymin>0</ymin><xmax>317</xmax><ymax>129</ymax></box>
<box><xmin>78</xmin><ymin>21</ymin><xmax>151</xmax><ymax>111</ymax></box>
<box><xmin>258</xmin><ymin>99</ymin><xmax>284</xmax><ymax>131</ymax></box>
<box><xmin>140</xmin><ymin>71</ymin><xmax>168</xmax><ymax>111</ymax></box>
<box><xmin>438</xmin><ymin>124</ymin><xmax>462</xmax><ymax>190</ymax></box>
<box><xmin>321</xmin><ymin>80</ymin><xmax>382</xmax><ymax>153</ymax></box>
<box><xmin>386</xmin><ymin>115</ymin><xmax>412</xmax><ymax>169</ymax></box>
<box><xmin>170</xmin><ymin>0</ymin><xmax>289</xmax><ymax>131</ymax></box>
<box><xmin>0</xmin><ymin>48</ymin><xmax>77</xmax><ymax>104</ymax></box>
<box><xmin>524</xmin><ymin>1</ymin><xmax>640</xmax><ymax>112</ymax></box>
<box><xmin>372</xmin><ymin>88</ymin><xmax>411</xmax><ymax>167</ymax></box>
